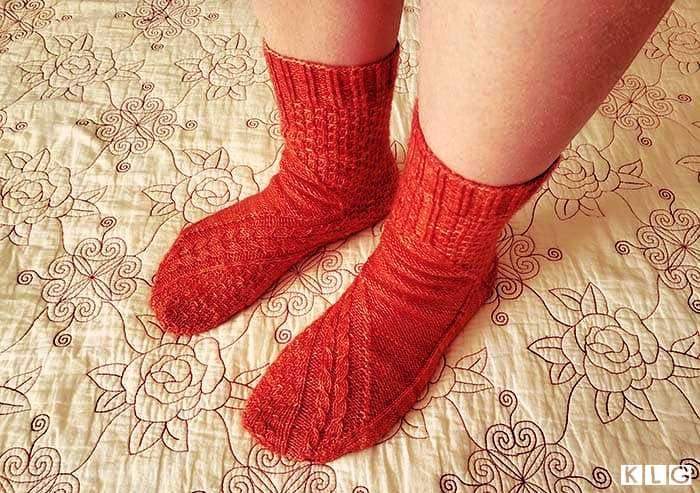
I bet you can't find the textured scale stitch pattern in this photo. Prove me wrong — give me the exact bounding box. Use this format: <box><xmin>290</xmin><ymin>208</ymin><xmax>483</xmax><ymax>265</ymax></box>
<box><xmin>150</xmin><ymin>43</ymin><xmax>400</xmax><ymax>335</ymax></box>
<box><xmin>242</xmin><ymin>107</ymin><xmax>560</xmax><ymax>462</ymax></box>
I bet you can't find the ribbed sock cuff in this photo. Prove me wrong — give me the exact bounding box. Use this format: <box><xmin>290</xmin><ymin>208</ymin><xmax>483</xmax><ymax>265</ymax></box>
<box><xmin>388</xmin><ymin>104</ymin><xmax>560</xmax><ymax>265</ymax></box>
<box><xmin>262</xmin><ymin>41</ymin><xmax>399</xmax><ymax>113</ymax></box>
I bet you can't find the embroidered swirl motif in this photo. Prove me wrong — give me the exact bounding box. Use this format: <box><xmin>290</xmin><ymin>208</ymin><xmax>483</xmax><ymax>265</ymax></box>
<box><xmin>0</xmin><ymin>446</ymin><xmax>79</xmax><ymax>492</ymax></box>
<box><xmin>637</xmin><ymin>208</ymin><xmax>700</xmax><ymax>296</ymax></box>
<box><xmin>616</xmin><ymin>190</ymin><xmax>700</xmax><ymax>313</ymax></box>
<box><xmin>220</xmin><ymin>444</ymin><xmax>337</xmax><ymax>493</ymax></box>
<box><xmin>41</xmin><ymin>237</ymin><xmax>141</xmax><ymax>322</ymax></box>
<box><xmin>0</xmin><ymin>110</ymin><xmax>27</xmax><ymax>141</ymax></box>
<box><xmin>95</xmin><ymin>94</ymin><xmax>177</xmax><ymax>156</ymax></box>
<box><xmin>246</xmin><ymin>110</ymin><xmax>282</xmax><ymax>139</ymax></box>
<box><xmin>119</xmin><ymin>0</ymin><xmax>205</xmax><ymax>49</ymax></box>
<box><xmin>440</xmin><ymin>391</ymin><xmax>612</xmax><ymax>492</ymax></box>
<box><xmin>598</xmin><ymin>74</ymin><xmax>677</xmax><ymax>145</ymax></box>
<box><xmin>0</xmin><ymin>0</ymin><xmax>55</xmax><ymax>53</ymax></box>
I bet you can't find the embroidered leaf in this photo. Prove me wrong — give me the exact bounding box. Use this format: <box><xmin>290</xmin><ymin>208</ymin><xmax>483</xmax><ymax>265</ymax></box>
<box><xmin>595</xmin><ymin>390</ymin><xmax>624</xmax><ymax>423</ymax></box>
<box><xmin>87</xmin><ymin>364</ymin><xmax>127</xmax><ymax>392</ymax></box>
<box><xmin>528</xmin><ymin>337</ymin><xmax>568</xmax><ymax>365</ymax></box>
<box><xmin>671</xmin><ymin>332</ymin><xmax>700</xmax><ymax>357</ymax></box>
<box><xmin>549</xmin><ymin>288</ymin><xmax>583</xmax><ymax>312</ymax></box>
<box><xmin>163</xmin><ymin>418</ymin><xmax>189</xmax><ymax>452</ymax></box>
<box><xmin>41</xmin><ymin>86</ymin><xmax>66</xmax><ymax>99</ymax></box>
<box><xmin>670</xmin><ymin>351</ymin><xmax>700</xmax><ymax>378</ymax></box>
<box><xmin>3</xmin><ymin>367</ymin><xmax>41</xmax><ymax>393</ymax></box>
<box><xmin>6</xmin><ymin>151</ymin><xmax>32</xmax><ymax>169</ymax></box>
<box><xmin>618</xmin><ymin>173</ymin><xmax>651</xmax><ymax>190</ymax></box>
<box><xmin>76</xmin><ymin>186</ymin><xmax>107</xmax><ymax>203</ymax></box>
<box><xmin>203</xmin><ymin>147</ymin><xmax>229</xmax><ymax>170</ymax></box>
<box><xmin>206</xmin><ymin>85</ymin><xmax>230</xmax><ymax>100</ymax></box>
<box><xmin>391</xmin><ymin>140</ymin><xmax>407</xmax><ymax>165</ymax></box>
<box><xmin>0</xmin><ymin>387</ymin><xmax>31</xmax><ymax>415</ymax></box>
<box><xmin>665</xmin><ymin>11</ymin><xmax>686</xmax><ymax>28</ymax></box>
<box><xmin>550</xmin><ymin>362</ymin><xmax>577</xmax><ymax>385</ymax></box>
<box><xmin>579</xmin><ymin>197</ymin><xmax>604</xmax><ymax>217</ymax></box>
<box><xmin>183</xmin><ymin>149</ymin><xmax>209</xmax><ymax>166</ymax></box>
<box><xmin>618</xmin><ymin>159</ymin><xmax>643</xmax><ymax>177</ymax></box>
<box><xmin>452</xmin><ymin>368</ymin><xmax>493</xmax><ymax>394</ymax></box>
<box><xmin>54</xmin><ymin>35</ymin><xmax>75</xmax><ymax>49</ymax></box>
<box><xmin>10</xmin><ymin>223</ymin><xmax>31</xmax><ymax>245</ymax></box>
<box><xmin>624</xmin><ymin>389</ymin><xmax>658</xmax><ymax>421</ymax></box>
<box><xmin>454</xmin><ymin>347</ymin><xmax>488</xmax><ymax>373</ymax></box>
<box><xmin>21</xmin><ymin>71</ymin><xmax>44</xmax><ymax>85</ymax></box>
<box><xmin>522</xmin><ymin>444</ymin><xmax>548</xmax><ymax>480</ymax></box>
<box><xmin>685</xmin><ymin>225</ymin><xmax>700</xmax><ymax>247</ymax></box>
<box><xmin>401</xmin><ymin>409</ymin><xmax>429</xmax><ymax>439</ymax></box>
<box><xmin>72</xmin><ymin>33</ymin><xmax>93</xmax><ymax>51</ymax></box>
<box><xmin>129</xmin><ymin>420</ymin><xmax>165</xmax><ymax>454</ymax></box>
<box><xmin>452</xmin><ymin>349</ymin><xmax>493</xmax><ymax>393</ymax></box>
<box><xmin>67</xmin><ymin>198</ymin><xmax>99</xmax><ymax>217</ymax></box>
<box><xmin>175</xmin><ymin>58</ymin><xmax>201</xmax><ymax>72</ymax></box>
<box><xmin>225</xmin><ymin>366</ymin><xmax>267</xmax><ymax>409</ymax></box>
<box><xmin>95</xmin><ymin>390</ymin><xmax>127</xmax><ymax>413</ymax></box>
<box><xmin>151</xmin><ymin>202</ymin><xmax>176</xmax><ymax>216</ymax></box>
<box><xmin>208</xmin><ymin>35</ymin><xmax>230</xmax><ymax>48</ymax></box>
<box><xmin>137</xmin><ymin>314</ymin><xmax>165</xmax><ymax>341</ymax></box>
<box><xmin>231</xmin><ymin>85</ymin><xmax>248</xmax><ymax>100</ymax></box>
<box><xmin>181</xmin><ymin>71</ymin><xmax>203</xmax><ymax>83</ymax></box>
<box><xmin>18</xmin><ymin>60</ymin><xmax>45</xmax><ymax>74</ymax></box>
<box><xmin>119</xmin><ymin>59</ymin><xmax>145</xmax><ymax>76</ymax></box>
<box><xmin>230</xmin><ymin>33</ymin><xmax>247</xmax><ymax>50</ymax></box>
<box><xmin>142</xmin><ymin>184</ymin><xmax>175</xmax><ymax>204</ymax></box>
<box><xmin>581</xmin><ymin>283</ymin><xmax>608</xmax><ymax>316</ymax></box>
<box><xmin>554</xmin><ymin>198</ymin><xmax>579</xmax><ymax>220</ymax></box>
<box><xmin>233</xmin><ymin>366</ymin><xmax>267</xmax><ymax>386</ymax></box>
<box><xmin>645</xmin><ymin>46</ymin><xmax>666</xmax><ymax>60</ymax></box>
<box><xmin>65</xmin><ymin>85</ymin><xmax>84</xmax><ymax>102</ymax></box>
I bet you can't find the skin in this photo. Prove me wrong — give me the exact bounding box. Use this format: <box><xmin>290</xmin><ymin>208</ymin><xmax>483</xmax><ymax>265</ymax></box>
<box><xmin>252</xmin><ymin>0</ymin><xmax>404</xmax><ymax>65</ymax></box>
<box><xmin>253</xmin><ymin>0</ymin><xmax>674</xmax><ymax>185</ymax></box>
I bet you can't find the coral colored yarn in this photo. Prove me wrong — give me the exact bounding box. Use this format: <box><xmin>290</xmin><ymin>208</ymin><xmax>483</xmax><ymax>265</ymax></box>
<box><xmin>242</xmin><ymin>106</ymin><xmax>559</xmax><ymax>462</ymax></box>
<box><xmin>150</xmin><ymin>43</ymin><xmax>400</xmax><ymax>335</ymax></box>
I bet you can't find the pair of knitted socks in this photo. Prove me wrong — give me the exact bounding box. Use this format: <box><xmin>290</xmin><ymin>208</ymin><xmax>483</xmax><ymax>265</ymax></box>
<box><xmin>151</xmin><ymin>43</ymin><xmax>557</xmax><ymax>462</ymax></box>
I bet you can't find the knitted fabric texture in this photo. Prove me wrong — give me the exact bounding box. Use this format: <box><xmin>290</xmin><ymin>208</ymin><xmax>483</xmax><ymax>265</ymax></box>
<box><xmin>150</xmin><ymin>43</ymin><xmax>399</xmax><ymax>335</ymax></box>
<box><xmin>242</xmin><ymin>106</ymin><xmax>560</xmax><ymax>462</ymax></box>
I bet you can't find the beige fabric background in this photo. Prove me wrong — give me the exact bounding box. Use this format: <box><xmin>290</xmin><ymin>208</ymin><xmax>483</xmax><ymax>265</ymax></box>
<box><xmin>1</xmin><ymin>1</ymin><xmax>699</xmax><ymax>492</ymax></box>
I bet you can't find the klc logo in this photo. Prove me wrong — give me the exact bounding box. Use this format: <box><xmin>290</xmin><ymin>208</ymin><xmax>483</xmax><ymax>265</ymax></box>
<box><xmin>620</xmin><ymin>465</ymin><xmax>694</xmax><ymax>486</ymax></box>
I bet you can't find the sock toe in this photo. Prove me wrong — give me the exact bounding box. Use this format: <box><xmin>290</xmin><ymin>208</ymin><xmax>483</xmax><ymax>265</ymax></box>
<box><xmin>242</xmin><ymin>327</ymin><xmax>329</xmax><ymax>461</ymax></box>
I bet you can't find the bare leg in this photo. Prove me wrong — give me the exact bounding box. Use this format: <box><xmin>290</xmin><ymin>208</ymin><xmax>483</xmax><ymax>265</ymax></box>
<box><xmin>253</xmin><ymin>1</ymin><xmax>404</xmax><ymax>64</ymax></box>
<box><xmin>419</xmin><ymin>0</ymin><xmax>674</xmax><ymax>186</ymax></box>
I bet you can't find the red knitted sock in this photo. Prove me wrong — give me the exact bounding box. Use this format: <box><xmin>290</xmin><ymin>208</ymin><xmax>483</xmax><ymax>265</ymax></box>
<box><xmin>242</xmin><ymin>106</ymin><xmax>559</xmax><ymax>462</ymax></box>
<box><xmin>150</xmin><ymin>43</ymin><xmax>399</xmax><ymax>335</ymax></box>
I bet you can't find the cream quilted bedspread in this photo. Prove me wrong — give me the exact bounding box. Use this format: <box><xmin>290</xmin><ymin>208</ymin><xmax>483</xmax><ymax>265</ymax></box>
<box><xmin>1</xmin><ymin>1</ymin><xmax>699</xmax><ymax>492</ymax></box>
